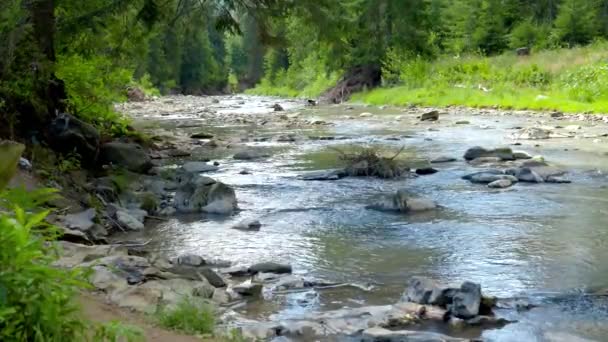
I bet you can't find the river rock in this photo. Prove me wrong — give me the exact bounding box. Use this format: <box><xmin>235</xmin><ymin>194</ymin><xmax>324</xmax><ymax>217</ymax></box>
<box><xmin>233</xmin><ymin>280</ymin><xmax>263</xmax><ymax>297</ymax></box>
<box><xmin>300</xmin><ymin>169</ymin><xmax>347</xmax><ymax>181</ymax></box>
<box><xmin>455</xmin><ymin>120</ymin><xmax>470</xmax><ymax>125</ymax></box>
<box><xmin>199</xmin><ymin>268</ymin><xmax>226</xmax><ymax>288</ymax></box>
<box><xmin>513</xmin><ymin>151</ymin><xmax>533</xmax><ymax>159</ymax></box>
<box><xmin>175</xmin><ymin>253</ymin><xmax>206</xmax><ymax>267</ymax></box>
<box><xmin>233</xmin><ymin>149</ymin><xmax>270</xmax><ymax>160</ymax></box>
<box><xmin>518</xmin><ymin>127</ymin><xmax>552</xmax><ymax>140</ymax></box>
<box><xmin>232</xmin><ymin>219</ymin><xmax>262</xmax><ymax>230</ymax></box>
<box><xmin>464</xmin><ymin>146</ymin><xmax>514</xmax><ymax>161</ymax></box>
<box><xmin>421</xmin><ymin>110</ymin><xmax>439</xmax><ymax>121</ymax></box>
<box><xmin>99</xmin><ymin>142</ymin><xmax>152</xmax><ymax>173</ymax></box>
<box><xmin>249</xmin><ymin>262</ymin><xmax>292</xmax><ymax>275</ymax></box>
<box><xmin>468</xmin><ymin>156</ymin><xmax>502</xmax><ymax>166</ymax></box>
<box><xmin>116</xmin><ymin>210</ymin><xmax>144</xmax><ymax>231</ymax></box>
<box><xmin>415</xmin><ymin>167</ymin><xmax>438</xmax><ymax>175</ymax></box>
<box><xmin>463</xmin><ymin>171</ymin><xmax>518</xmax><ymax>184</ymax></box>
<box><xmin>431</xmin><ymin>156</ymin><xmax>457</xmax><ymax>163</ymax></box>
<box><xmin>48</xmin><ymin>114</ymin><xmax>100</xmax><ymax>165</ymax></box>
<box><xmin>488</xmin><ymin>179</ymin><xmax>514</xmax><ymax>188</ymax></box>
<box><xmin>182</xmin><ymin>161</ymin><xmax>219</xmax><ymax>173</ymax></box>
<box><xmin>367</xmin><ymin>190</ymin><xmax>437</xmax><ymax>213</ymax></box>
<box><xmin>450</xmin><ymin>281</ymin><xmax>482</xmax><ymax>319</ymax></box>
<box><xmin>273</xmin><ymin>103</ymin><xmax>284</xmax><ymax>111</ymax></box>
<box><xmin>361</xmin><ymin>327</ymin><xmax>466</xmax><ymax>342</ymax></box>
<box><xmin>190</xmin><ymin>132</ymin><xmax>214</xmax><ymax>139</ymax></box>
<box><xmin>404</xmin><ymin>277</ymin><xmax>453</xmax><ymax>306</ymax></box>
<box><xmin>359</xmin><ymin>112</ymin><xmax>373</xmax><ymax>118</ymax></box>
<box><xmin>507</xmin><ymin>167</ymin><xmax>544</xmax><ymax>183</ymax></box>
<box><xmin>174</xmin><ymin>175</ymin><xmax>237</xmax><ymax>214</ymax></box>
<box><xmin>546</xmin><ymin>176</ymin><xmax>572</xmax><ymax>183</ymax></box>
<box><xmin>62</xmin><ymin>208</ymin><xmax>97</xmax><ymax>232</ymax></box>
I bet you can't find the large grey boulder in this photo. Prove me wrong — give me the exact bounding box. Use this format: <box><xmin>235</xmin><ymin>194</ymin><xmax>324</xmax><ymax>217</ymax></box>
<box><xmin>463</xmin><ymin>146</ymin><xmax>514</xmax><ymax>161</ymax></box>
<box><xmin>174</xmin><ymin>174</ymin><xmax>237</xmax><ymax>214</ymax></box>
<box><xmin>450</xmin><ymin>281</ymin><xmax>482</xmax><ymax>318</ymax></box>
<box><xmin>49</xmin><ymin>114</ymin><xmax>100</xmax><ymax>164</ymax></box>
<box><xmin>100</xmin><ymin>142</ymin><xmax>152</xmax><ymax>173</ymax></box>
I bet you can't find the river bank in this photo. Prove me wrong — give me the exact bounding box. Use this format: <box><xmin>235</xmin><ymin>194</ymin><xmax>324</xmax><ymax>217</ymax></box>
<box><xmin>45</xmin><ymin>94</ymin><xmax>608</xmax><ymax>341</ymax></box>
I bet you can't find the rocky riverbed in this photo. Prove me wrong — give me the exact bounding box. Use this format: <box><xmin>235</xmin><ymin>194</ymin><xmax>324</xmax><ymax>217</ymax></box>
<box><xmin>55</xmin><ymin>95</ymin><xmax>608</xmax><ymax>341</ymax></box>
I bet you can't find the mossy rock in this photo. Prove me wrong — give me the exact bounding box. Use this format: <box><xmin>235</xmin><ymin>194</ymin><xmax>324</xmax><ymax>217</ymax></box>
<box><xmin>0</xmin><ymin>141</ymin><xmax>25</xmax><ymax>190</ymax></box>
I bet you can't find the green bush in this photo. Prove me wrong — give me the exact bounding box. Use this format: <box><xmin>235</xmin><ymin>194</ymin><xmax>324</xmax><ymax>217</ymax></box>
<box><xmin>0</xmin><ymin>204</ymin><xmax>88</xmax><ymax>340</ymax></box>
<box><xmin>154</xmin><ymin>297</ymin><xmax>215</xmax><ymax>335</ymax></box>
<box><xmin>56</xmin><ymin>54</ymin><xmax>132</xmax><ymax>136</ymax></box>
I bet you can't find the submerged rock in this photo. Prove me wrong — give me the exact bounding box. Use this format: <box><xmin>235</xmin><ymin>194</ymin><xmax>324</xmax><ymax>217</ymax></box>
<box><xmin>232</xmin><ymin>219</ymin><xmax>262</xmax><ymax>230</ymax></box>
<box><xmin>190</xmin><ymin>132</ymin><xmax>214</xmax><ymax>139</ymax></box>
<box><xmin>182</xmin><ymin>161</ymin><xmax>219</xmax><ymax>173</ymax></box>
<box><xmin>249</xmin><ymin>262</ymin><xmax>292</xmax><ymax>275</ymax></box>
<box><xmin>488</xmin><ymin>179</ymin><xmax>514</xmax><ymax>188</ymax></box>
<box><xmin>367</xmin><ymin>190</ymin><xmax>437</xmax><ymax>213</ymax></box>
<box><xmin>233</xmin><ymin>149</ymin><xmax>270</xmax><ymax>160</ymax></box>
<box><xmin>361</xmin><ymin>327</ymin><xmax>467</xmax><ymax>342</ymax></box>
<box><xmin>463</xmin><ymin>171</ymin><xmax>518</xmax><ymax>184</ymax></box>
<box><xmin>464</xmin><ymin>146</ymin><xmax>514</xmax><ymax>161</ymax></box>
<box><xmin>300</xmin><ymin>169</ymin><xmax>347</xmax><ymax>181</ymax></box>
<box><xmin>431</xmin><ymin>156</ymin><xmax>457</xmax><ymax>164</ymax></box>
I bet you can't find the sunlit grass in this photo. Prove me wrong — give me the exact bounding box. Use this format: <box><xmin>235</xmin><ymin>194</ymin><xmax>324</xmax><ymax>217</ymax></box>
<box><xmin>354</xmin><ymin>42</ymin><xmax>608</xmax><ymax>114</ymax></box>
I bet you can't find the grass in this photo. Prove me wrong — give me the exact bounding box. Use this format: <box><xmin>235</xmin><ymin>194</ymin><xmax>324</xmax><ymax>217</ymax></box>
<box><xmin>153</xmin><ymin>297</ymin><xmax>215</xmax><ymax>336</ymax></box>
<box><xmin>352</xmin><ymin>41</ymin><xmax>608</xmax><ymax>113</ymax></box>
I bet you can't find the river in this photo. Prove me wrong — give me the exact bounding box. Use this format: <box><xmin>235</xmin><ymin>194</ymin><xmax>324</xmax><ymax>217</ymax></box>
<box><xmin>118</xmin><ymin>95</ymin><xmax>608</xmax><ymax>341</ymax></box>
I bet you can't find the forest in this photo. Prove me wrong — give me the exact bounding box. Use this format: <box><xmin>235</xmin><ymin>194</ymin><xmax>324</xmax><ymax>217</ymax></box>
<box><xmin>3</xmin><ymin>0</ymin><xmax>608</xmax><ymax>141</ymax></box>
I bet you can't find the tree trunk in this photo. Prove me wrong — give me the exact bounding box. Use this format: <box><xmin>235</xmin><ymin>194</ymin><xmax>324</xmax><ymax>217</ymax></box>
<box><xmin>28</xmin><ymin>0</ymin><xmax>67</xmax><ymax>122</ymax></box>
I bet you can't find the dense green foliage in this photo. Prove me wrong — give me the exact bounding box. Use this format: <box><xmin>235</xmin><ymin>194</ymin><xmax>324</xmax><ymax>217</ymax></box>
<box><xmin>3</xmin><ymin>0</ymin><xmax>608</xmax><ymax>141</ymax></box>
<box><xmin>251</xmin><ymin>0</ymin><xmax>608</xmax><ymax>104</ymax></box>
<box><xmin>0</xmin><ymin>151</ymin><xmax>143</xmax><ymax>341</ymax></box>
<box><xmin>354</xmin><ymin>42</ymin><xmax>608</xmax><ymax>112</ymax></box>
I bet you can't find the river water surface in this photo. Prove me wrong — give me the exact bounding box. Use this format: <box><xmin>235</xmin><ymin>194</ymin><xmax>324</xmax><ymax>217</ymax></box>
<box><xmin>123</xmin><ymin>95</ymin><xmax>608</xmax><ymax>341</ymax></box>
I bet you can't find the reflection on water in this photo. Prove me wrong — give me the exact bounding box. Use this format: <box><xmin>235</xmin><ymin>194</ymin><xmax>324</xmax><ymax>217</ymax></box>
<box><xmin>123</xmin><ymin>97</ymin><xmax>608</xmax><ymax>341</ymax></box>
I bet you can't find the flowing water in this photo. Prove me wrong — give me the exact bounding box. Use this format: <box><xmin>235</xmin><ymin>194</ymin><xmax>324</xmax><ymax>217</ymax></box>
<box><xmin>123</xmin><ymin>95</ymin><xmax>608</xmax><ymax>341</ymax></box>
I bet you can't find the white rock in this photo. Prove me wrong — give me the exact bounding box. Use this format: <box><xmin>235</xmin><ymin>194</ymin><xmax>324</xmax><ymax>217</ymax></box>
<box><xmin>359</xmin><ymin>112</ymin><xmax>373</xmax><ymax>118</ymax></box>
